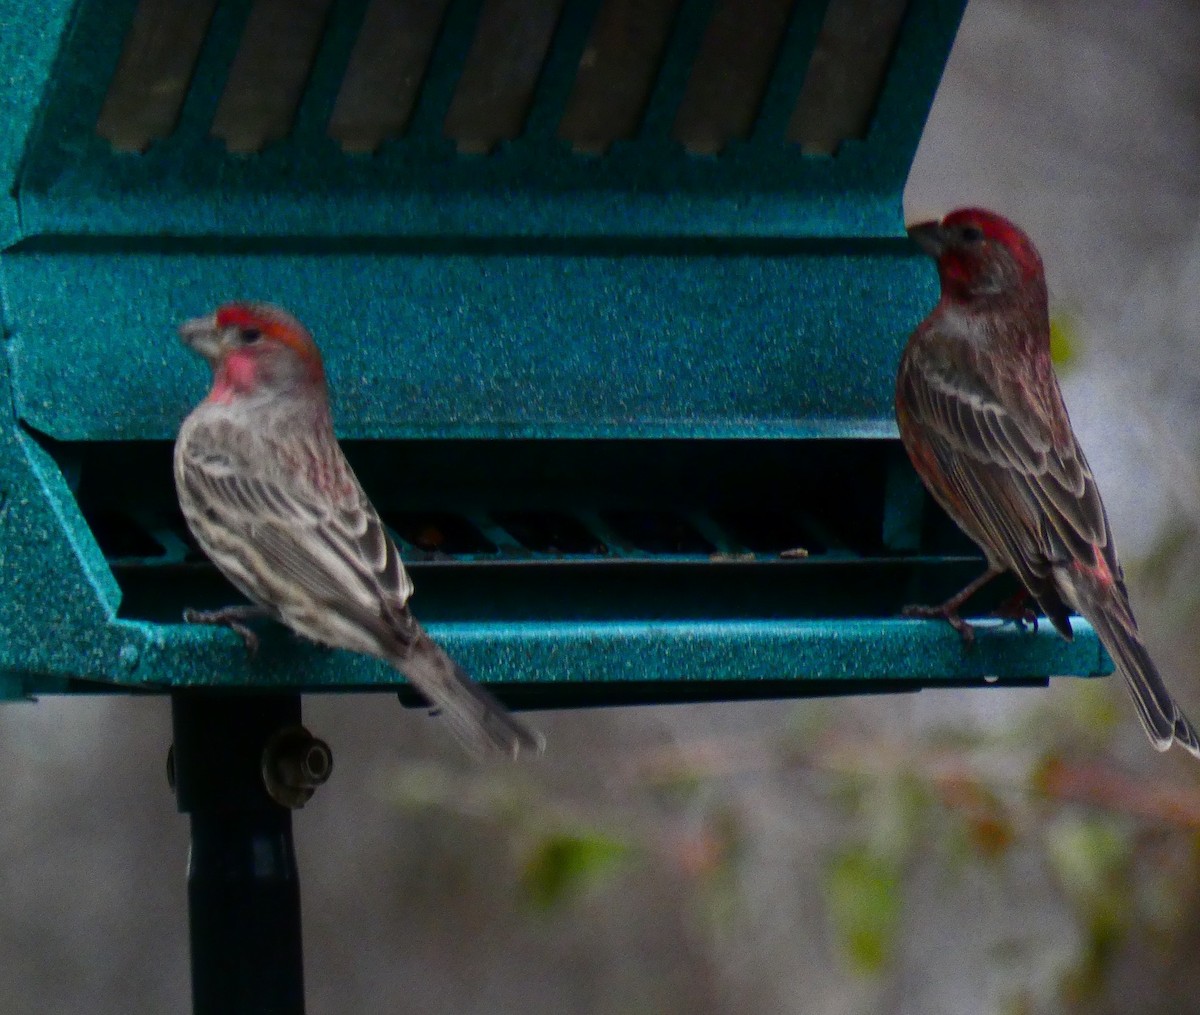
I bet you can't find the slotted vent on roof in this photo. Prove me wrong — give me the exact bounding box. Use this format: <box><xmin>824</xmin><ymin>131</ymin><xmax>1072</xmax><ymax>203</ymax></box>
<box><xmin>96</xmin><ymin>0</ymin><xmax>911</xmax><ymax>156</ymax></box>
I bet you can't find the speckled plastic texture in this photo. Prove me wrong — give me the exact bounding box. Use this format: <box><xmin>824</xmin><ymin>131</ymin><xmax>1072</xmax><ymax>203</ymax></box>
<box><xmin>0</xmin><ymin>0</ymin><xmax>1110</xmax><ymax>701</ymax></box>
<box><xmin>23</xmin><ymin>0</ymin><xmax>957</xmax><ymax>239</ymax></box>
<box><xmin>10</xmin><ymin>248</ymin><xmax>945</xmax><ymax>441</ymax></box>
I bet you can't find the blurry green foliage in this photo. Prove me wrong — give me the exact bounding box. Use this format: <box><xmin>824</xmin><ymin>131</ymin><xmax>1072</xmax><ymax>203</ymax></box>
<box><xmin>1046</xmin><ymin>814</ymin><xmax>1130</xmax><ymax>905</ymax></box>
<box><xmin>695</xmin><ymin>807</ymin><xmax>744</xmax><ymax>934</ymax></box>
<box><xmin>522</xmin><ymin>830</ymin><xmax>632</xmax><ymax>910</ymax></box>
<box><xmin>1136</xmin><ymin>518</ymin><xmax>1197</xmax><ymax>594</ymax></box>
<box><xmin>645</xmin><ymin>766</ymin><xmax>706</xmax><ymax>807</ymax></box>
<box><xmin>867</xmin><ymin>772</ymin><xmax>930</xmax><ymax>861</ymax></box>
<box><xmin>1061</xmin><ymin>680</ymin><xmax>1123</xmax><ymax>742</ymax></box>
<box><xmin>828</xmin><ymin>764</ymin><xmax>931</xmax><ymax>865</ymax></box>
<box><xmin>1045</xmin><ymin>814</ymin><xmax>1133</xmax><ymax>999</ymax></box>
<box><xmin>1049</xmin><ymin>313</ymin><xmax>1079</xmax><ymax>371</ymax></box>
<box><xmin>1018</xmin><ymin>677</ymin><xmax>1121</xmax><ymax>756</ymax></box>
<box><xmin>783</xmin><ymin>699</ymin><xmax>834</xmax><ymax>748</ymax></box>
<box><xmin>824</xmin><ymin>846</ymin><xmax>902</xmax><ymax>974</ymax></box>
<box><xmin>380</xmin><ymin>761</ymin><xmax>529</xmax><ymax>824</ymax></box>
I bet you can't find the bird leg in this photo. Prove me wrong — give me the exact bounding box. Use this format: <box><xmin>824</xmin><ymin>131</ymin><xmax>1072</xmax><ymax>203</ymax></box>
<box><xmin>901</xmin><ymin>567</ymin><xmax>1003</xmax><ymax>648</ymax></box>
<box><xmin>990</xmin><ymin>590</ymin><xmax>1038</xmax><ymax>633</ymax></box>
<box><xmin>182</xmin><ymin>605</ymin><xmax>271</xmax><ymax>656</ymax></box>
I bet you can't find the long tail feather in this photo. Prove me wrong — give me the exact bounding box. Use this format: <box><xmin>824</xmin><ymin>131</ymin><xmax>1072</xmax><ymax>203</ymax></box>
<box><xmin>392</xmin><ymin>621</ymin><xmax>545</xmax><ymax>759</ymax></box>
<box><xmin>1080</xmin><ymin>595</ymin><xmax>1200</xmax><ymax>758</ymax></box>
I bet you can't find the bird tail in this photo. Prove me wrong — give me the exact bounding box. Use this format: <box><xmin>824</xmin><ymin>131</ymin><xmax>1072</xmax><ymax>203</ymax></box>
<box><xmin>1075</xmin><ymin>583</ymin><xmax>1200</xmax><ymax>758</ymax></box>
<box><xmin>390</xmin><ymin>618</ymin><xmax>545</xmax><ymax>759</ymax></box>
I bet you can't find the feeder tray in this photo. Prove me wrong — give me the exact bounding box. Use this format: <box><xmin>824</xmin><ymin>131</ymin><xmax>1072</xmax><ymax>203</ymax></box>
<box><xmin>1</xmin><ymin>0</ymin><xmax>1105</xmax><ymax>705</ymax></box>
<box><xmin>0</xmin><ymin>1</ymin><xmax>1109</xmax><ymax>1010</ymax></box>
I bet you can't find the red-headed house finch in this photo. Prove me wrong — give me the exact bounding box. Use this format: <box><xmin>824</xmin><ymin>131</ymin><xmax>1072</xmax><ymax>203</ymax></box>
<box><xmin>174</xmin><ymin>302</ymin><xmax>543</xmax><ymax>759</ymax></box>
<box><xmin>896</xmin><ymin>208</ymin><xmax>1199</xmax><ymax>758</ymax></box>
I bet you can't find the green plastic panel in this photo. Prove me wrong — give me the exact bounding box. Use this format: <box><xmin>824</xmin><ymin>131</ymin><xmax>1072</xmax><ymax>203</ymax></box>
<box><xmin>20</xmin><ymin>0</ymin><xmax>963</xmax><ymax>238</ymax></box>
<box><xmin>7</xmin><ymin>245</ymin><xmax>929</xmax><ymax>441</ymax></box>
<box><xmin>0</xmin><ymin>0</ymin><xmax>1113</xmax><ymax>703</ymax></box>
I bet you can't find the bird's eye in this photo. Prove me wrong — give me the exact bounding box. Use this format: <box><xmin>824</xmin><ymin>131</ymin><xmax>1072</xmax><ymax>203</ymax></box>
<box><xmin>239</xmin><ymin>328</ymin><xmax>262</xmax><ymax>343</ymax></box>
<box><xmin>960</xmin><ymin>226</ymin><xmax>985</xmax><ymax>244</ymax></box>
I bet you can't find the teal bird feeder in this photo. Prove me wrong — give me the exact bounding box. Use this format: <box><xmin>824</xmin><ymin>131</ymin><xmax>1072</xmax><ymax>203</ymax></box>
<box><xmin>0</xmin><ymin>0</ymin><xmax>1107</xmax><ymax>1010</ymax></box>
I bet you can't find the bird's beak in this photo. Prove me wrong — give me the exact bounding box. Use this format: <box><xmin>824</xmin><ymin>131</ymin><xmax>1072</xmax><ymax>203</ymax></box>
<box><xmin>906</xmin><ymin>220</ymin><xmax>948</xmax><ymax>258</ymax></box>
<box><xmin>178</xmin><ymin>313</ymin><xmax>223</xmax><ymax>361</ymax></box>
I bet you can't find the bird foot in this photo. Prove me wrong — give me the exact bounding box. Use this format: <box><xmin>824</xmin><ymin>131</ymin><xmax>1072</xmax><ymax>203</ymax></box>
<box><xmin>901</xmin><ymin>602</ymin><xmax>977</xmax><ymax>649</ymax></box>
<box><xmin>182</xmin><ymin>605</ymin><xmax>267</xmax><ymax>656</ymax></box>
<box><xmin>990</xmin><ymin>592</ymin><xmax>1038</xmax><ymax>634</ymax></box>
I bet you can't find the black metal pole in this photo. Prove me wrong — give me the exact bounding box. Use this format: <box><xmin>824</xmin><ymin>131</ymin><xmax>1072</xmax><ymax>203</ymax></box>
<box><xmin>171</xmin><ymin>692</ymin><xmax>307</xmax><ymax>1015</ymax></box>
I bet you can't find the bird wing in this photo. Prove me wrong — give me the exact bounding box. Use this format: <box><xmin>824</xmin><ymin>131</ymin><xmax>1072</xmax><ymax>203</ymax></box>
<box><xmin>900</xmin><ymin>349</ymin><xmax>1116</xmax><ymax>589</ymax></box>
<box><xmin>177</xmin><ymin>417</ymin><xmax>414</xmax><ymax>648</ymax></box>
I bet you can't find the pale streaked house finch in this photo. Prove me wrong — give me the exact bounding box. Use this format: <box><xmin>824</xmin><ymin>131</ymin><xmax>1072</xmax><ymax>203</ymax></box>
<box><xmin>174</xmin><ymin>302</ymin><xmax>543</xmax><ymax>758</ymax></box>
<box><xmin>896</xmin><ymin>208</ymin><xmax>1199</xmax><ymax>758</ymax></box>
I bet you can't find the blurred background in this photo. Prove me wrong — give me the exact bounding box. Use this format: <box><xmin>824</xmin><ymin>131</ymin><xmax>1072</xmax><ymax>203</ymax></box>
<box><xmin>5</xmin><ymin>1</ymin><xmax>1200</xmax><ymax>1011</ymax></box>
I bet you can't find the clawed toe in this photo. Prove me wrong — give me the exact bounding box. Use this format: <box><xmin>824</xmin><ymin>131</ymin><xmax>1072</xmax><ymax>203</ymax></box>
<box><xmin>992</xmin><ymin>607</ymin><xmax>1038</xmax><ymax>633</ymax></box>
<box><xmin>228</xmin><ymin>623</ymin><xmax>259</xmax><ymax>656</ymax></box>
<box><xmin>182</xmin><ymin>606</ymin><xmax>262</xmax><ymax>657</ymax></box>
<box><xmin>991</xmin><ymin>593</ymin><xmax>1039</xmax><ymax>634</ymax></box>
<box><xmin>945</xmin><ymin>612</ymin><xmax>976</xmax><ymax>649</ymax></box>
<box><xmin>901</xmin><ymin>602</ymin><xmax>977</xmax><ymax>649</ymax></box>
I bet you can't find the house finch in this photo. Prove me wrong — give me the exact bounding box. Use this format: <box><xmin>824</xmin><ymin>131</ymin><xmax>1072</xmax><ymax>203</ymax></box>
<box><xmin>896</xmin><ymin>208</ymin><xmax>1199</xmax><ymax>757</ymax></box>
<box><xmin>174</xmin><ymin>302</ymin><xmax>543</xmax><ymax>759</ymax></box>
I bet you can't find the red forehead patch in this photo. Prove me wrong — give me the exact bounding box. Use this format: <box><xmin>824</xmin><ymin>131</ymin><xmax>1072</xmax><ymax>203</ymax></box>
<box><xmin>217</xmin><ymin>303</ymin><xmax>278</xmax><ymax>334</ymax></box>
<box><xmin>214</xmin><ymin>302</ymin><xmax>324</xmax><ymax>376</ymax></box>
<box><xmin>941</xmin><ymin>208</ymin><xmax>1027</xmax><ymax>246</ymax></box>
<box><xmin>940</xmin><ymin>208</ymin><xmax>1042</xmax><ymax>275</ymax></box>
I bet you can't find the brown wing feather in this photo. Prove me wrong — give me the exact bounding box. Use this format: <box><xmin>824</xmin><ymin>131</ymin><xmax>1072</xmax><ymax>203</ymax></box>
<box><xmin>176</xmin><ymin>412</ymin><xmax>544</xmax><ymax>757</ymax></box>
<box><xmin>898</xmin><ymin>343</ymin><xmax>1119</xmax><ymax>637</ymax></box>
<box><xmin>176</xmin><ymin>417</ymin><xmax>414</xmax><ymax>651</ymax></box>
<box><xmin>902</xmin><ymin>348</ymin><xmax>1113</xmax><ymax>567</ymax></box>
